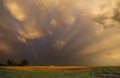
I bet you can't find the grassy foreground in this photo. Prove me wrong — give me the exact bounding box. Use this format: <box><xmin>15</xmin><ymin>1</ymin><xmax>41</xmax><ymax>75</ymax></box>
<box><xmin>0</xmin><ymin>66</ymin><xmax>120</xmax><ymax>78</ymax></box>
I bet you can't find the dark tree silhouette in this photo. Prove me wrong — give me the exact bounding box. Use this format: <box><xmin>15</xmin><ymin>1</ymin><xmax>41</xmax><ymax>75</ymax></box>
<box><xmin>21</xmin><ymin>59</ymin><xmax>29</xmax><ymax>66</ymax></box>
<box><xmin>0</xmin><ymin>63</ymin><xmax>6</xmax><ymax>66</ymax></box>
<box><xmin>6</xmin><ymin>59</ymin><xmax>29</xmax><ymax>66</ymax></box>
<box><xmin>7</xmin><ymin>59</ymin><xmax>14</xmax><ymax>66</ymax></box>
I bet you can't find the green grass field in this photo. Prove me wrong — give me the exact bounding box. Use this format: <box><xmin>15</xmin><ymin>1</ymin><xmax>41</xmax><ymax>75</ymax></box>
<box><xmin>0</xmin><ymin>66</ymin><xmax>120</xmax><ymax>78</ymax></box>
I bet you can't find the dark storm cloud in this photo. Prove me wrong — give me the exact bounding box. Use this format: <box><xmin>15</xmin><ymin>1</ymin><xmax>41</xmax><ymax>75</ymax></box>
<box><xmin>112</xmin><ymin>2</ymin><xmax>120</xmax><ymax>23</ymax></box>
<box><xmin>93</xmin><ymin>0</ymin><xmax>120</xmax><ymax>29</ymax></box>
<box><xmin>2</xmin><ymin>0</ymin><xmax>120</xmax><ymax>65</ymax></box>
<box><xmin>0</xmin><ymin>0</ymin><xmax>97</xmax><ymax>65</ymax></box>
<box><xmin>81</xmin><ymin>0</ymin><xmax>120</xmax><ymax>65</ymax></box>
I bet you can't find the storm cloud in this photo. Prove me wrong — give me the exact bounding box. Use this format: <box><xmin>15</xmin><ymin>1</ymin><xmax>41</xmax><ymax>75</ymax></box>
<box><xmin>0</xmin><ymin>0</ymin><xmax>120</xmax><ymax>66</ymax></box>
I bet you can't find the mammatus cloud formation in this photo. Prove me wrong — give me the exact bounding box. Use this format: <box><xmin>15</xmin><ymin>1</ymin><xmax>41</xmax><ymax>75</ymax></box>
<box><xmin>0</xmin><ymin>0</ymin><xmax>120</xmax><ymax>65</ymax></box>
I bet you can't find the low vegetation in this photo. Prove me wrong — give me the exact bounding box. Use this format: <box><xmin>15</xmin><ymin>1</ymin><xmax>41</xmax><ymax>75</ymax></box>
<box><xmin>0</xmin><ymin>59</ymin><xmax>29</xmax><ymax>66</ymax></box>
<box><xmin>0</xmin><ymin>66</ymin><xmax>120</xmax><ymax>78</ymax></box>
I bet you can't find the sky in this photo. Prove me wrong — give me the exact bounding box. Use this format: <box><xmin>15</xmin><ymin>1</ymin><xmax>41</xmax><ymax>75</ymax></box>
<box><xmin>0</xmin><ymin>0</ymin><xmax>120</xmax><ymax>66</ymax></box>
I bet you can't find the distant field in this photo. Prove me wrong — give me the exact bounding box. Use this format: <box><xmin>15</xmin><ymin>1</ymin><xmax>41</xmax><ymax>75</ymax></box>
<box><xmin>0</xmin><ymin>66</ymin><xmax>96</xmax><ymax>71</ymax></box>
<box><xmin>0</xmin><ymin>66</ymin><xmax>120</xmax><ymax>78</ymax></box>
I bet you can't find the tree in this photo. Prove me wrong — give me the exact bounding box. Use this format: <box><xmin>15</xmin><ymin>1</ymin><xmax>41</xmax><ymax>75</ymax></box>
<box><xmin>21</xmin><ymin>59</ymin><xmax>29</xmax><ymax>66</ymax></box>
<box><xmin>7</xmin><ymin>59</ymin><xmax>14</xmax><ymax>66</ymax></box>
<box><xmin>0</xmin><ymin>63</ymin><xmax>6</xmax><ymax>66</ymax></box>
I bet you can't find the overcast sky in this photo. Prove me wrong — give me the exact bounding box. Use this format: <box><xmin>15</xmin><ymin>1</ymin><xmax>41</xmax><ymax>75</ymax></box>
<box><xmin>0</xmin><ymin>0</ymin><xmax>120</xmax><ymax>66</ymax></box>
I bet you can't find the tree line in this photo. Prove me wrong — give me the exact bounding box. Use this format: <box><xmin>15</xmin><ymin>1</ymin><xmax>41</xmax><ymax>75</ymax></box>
<box><xmin>0</xmin><ymin>59</ymin><xmax>29</xmax><ymax>66</ymax></box>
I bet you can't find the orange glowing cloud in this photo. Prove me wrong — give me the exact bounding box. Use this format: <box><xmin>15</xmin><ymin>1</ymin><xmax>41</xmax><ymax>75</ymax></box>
<box><xmin>4</xmin><ymin>0</ymin><xmax>26</xmax><ymax>21</ymax></box>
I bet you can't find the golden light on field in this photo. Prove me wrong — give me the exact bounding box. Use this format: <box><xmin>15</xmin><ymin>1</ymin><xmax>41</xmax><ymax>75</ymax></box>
<box><xmin>0</xmin><ymin>0</ymin><xmax>120</xmax><ymax>65</ymax></box>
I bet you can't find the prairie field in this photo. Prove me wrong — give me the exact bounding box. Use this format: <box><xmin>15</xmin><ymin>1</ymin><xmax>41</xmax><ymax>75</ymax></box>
<box><xmin>0</xmin><ymin>66</ymin><xmax>120</xmax><ymax>78</ymax></box>
<box><xmin>0</xmin><ymin>66</ymin><xmax>95</xmax><ymax>71</ymax></box>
